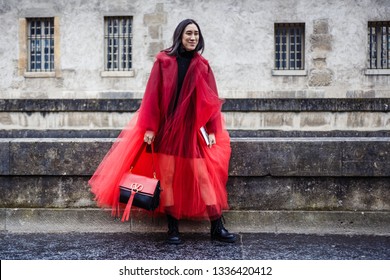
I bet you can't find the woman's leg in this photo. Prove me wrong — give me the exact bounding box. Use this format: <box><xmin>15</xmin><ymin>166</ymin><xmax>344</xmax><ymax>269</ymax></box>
<box><xmin>196</xmin><ymin>158</ymin><xmax>236</xmax><ymax>243</ymax></box>
<box><xmin>158</xmin><ymin>154</ymin><xmax>181</xmax><ymax>244</ymax></box>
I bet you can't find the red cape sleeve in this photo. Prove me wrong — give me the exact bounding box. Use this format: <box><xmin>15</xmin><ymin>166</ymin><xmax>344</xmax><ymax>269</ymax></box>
<box><xmin>205</xmin><ymin>65</ymin><xmax>223</xmax><ymax>134</ymax></box>
<box><xmin>137</xmin><ymin>57</ymin><xmax>162</xmax><ymax>133</ymax></box>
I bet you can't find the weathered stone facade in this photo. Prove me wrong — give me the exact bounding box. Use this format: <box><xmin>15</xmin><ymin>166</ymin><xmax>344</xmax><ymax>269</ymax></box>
<box><xmin>1</xmin><ymin>0</ymin><xmax>390</xmax><ymax>99</ymax></box>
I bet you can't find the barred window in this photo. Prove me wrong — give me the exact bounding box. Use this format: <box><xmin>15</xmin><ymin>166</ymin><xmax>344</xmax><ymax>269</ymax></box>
<box><xmin>274</xmin><ymin>23</ymin><xmax>305</xmax><ymax>70</ymax></box>
<box><xmin>104</xmin><ymin>17</ymin><xmax>133</xmax><ymax>71</ymax></box>
<box><xmin>27</xmin><ymin>18</ymin><xmax>54</xmax><ymax>72</ymax></box>
<box><xmin>368</xmin><ymin>21</ymin><xmax>390</xmax><ymax>69</ymax></box>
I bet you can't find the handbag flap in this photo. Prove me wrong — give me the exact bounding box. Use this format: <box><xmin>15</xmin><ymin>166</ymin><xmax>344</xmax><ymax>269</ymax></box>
<box><xmin>119</xmin><ymin>173</ymin><xmax>158</xmax><ymax>196</ymax></box>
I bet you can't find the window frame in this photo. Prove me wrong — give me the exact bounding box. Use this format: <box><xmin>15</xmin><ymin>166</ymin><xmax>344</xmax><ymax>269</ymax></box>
<box><xmin>18</xmin><ymin>17</ymin><xmax>61</xmax><ymax>78</ymax></box>
<box><xmin>365</xmin><ymin>21</ymin><xmax>390</xmax><ymax>75</ymax></box>
<box><xmin>101</xmin><ymin>16</ymin><xmax>134</xmax><ymax>78</ymax></box>
<box><xmin>272</xmin><ymin>22</ymin><xmax>307</xmax><ymax>76</ymax></box>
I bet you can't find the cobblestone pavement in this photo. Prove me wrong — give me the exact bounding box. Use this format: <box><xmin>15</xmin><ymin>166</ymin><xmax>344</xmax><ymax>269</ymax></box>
<box><xmin>1</xmin><ymin>232</ymin><xmax>389</xmax><ymax>260</ymax></box>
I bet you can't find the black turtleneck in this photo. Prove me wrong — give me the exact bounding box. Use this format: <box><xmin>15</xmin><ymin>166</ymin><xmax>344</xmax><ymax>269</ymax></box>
<box><xmin>177</xmin><ymin>47</ymin><xmax>194</xmax><ymax>94</ymax></box>
<box><xmin>171</xmin><ymin>47</ymin><xmax>194</xmax><ymax>112</ymax></box>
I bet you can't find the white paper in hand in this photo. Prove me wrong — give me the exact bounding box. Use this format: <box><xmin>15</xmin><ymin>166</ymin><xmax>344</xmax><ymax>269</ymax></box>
<box><xmin>200</xmin><ymin>126</ymin><xmax>210</xmax><ymax>145</ymax></box>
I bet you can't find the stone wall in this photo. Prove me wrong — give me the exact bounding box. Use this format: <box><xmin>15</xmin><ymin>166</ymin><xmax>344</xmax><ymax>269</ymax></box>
<box><xmin>1</xmin><ymin>137</ymin><xmax>390</xmax><ymax>211</ymax></box>
<box><xmin>1</xmin><ymin>0</ymin><xmax>390</xmax><ymax>99</ymax></box>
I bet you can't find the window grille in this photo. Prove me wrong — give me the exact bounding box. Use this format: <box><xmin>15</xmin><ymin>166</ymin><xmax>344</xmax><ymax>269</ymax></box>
<box><xmin>104</xmin><ymin>16</ymin><xmax>133</xmax><ymax>71</ymax></box>
<box><xmin>27</xmin><ymin>18</ymin><xmax>54</xmax><ymax>72</ymax></box>
<box><xmin>368</xmin><ymin>21</ymin><xmax>390</xmax><ymax>69</ymax></box>
<box><xmin>274</xmin><ymin>23</ymin><xmax>305</xmax><ymax>70</ymax></box>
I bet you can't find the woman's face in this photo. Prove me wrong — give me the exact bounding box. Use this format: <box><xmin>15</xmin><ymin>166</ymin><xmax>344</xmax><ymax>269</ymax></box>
<box><xmin>181</xmin><ymin>23</ymin><xmax>199</xmax><ymax>51</ymax></box>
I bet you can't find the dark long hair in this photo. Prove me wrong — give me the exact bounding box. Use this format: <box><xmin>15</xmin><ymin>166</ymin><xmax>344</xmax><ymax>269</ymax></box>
<box><xmin>164</xmin><ymin>19</ymin><xmax>205</xmax><ymax>56</ymax></box>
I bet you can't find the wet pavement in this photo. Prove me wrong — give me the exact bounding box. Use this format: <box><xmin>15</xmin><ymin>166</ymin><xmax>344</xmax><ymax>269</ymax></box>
<box><xmin>0</xmin><ymin>232</ymin><xmax>389</xmax><ymax>260</ymax></box>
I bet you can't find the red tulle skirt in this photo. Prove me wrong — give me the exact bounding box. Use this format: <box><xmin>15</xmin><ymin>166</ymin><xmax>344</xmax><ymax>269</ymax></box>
<box><xmin>88</xmin><ymin>112</ymin><xmax>231</xmax><ymax>221</ymax></box>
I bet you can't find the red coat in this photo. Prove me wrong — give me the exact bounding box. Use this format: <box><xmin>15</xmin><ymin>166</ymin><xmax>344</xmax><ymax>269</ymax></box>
<box><xmin>89</xmin><ymin>51</ymin><xmax>231</xmax><ymax>220</ymax></box>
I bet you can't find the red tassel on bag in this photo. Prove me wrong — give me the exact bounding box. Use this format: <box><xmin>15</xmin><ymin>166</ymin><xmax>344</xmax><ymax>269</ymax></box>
<box><xmin>119</xmin><ymin>143</ymin><xmax>161</xmax><ymax>222</ymax></box>
<box><xmin>121</xmin><ymin>192</ymin><xmax>136</xmax><ymax>222</ymax></box>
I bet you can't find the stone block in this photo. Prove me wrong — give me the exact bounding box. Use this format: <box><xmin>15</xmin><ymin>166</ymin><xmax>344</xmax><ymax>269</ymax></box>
<box><xmin>268</xmin><ymin>140</ymin><xmax>342</xmax><ymax>176</ymax></box>
<box><xmin>148</xmin><ymin>25</ymin><xmax>161</xmax><ymax>40</ymax></box>
<box><xmin>227</xmin><ymin>176</ymin><xmax>390</xmax><ymax>211</ymax></box>
<box><xmin>0</xmin><ymin>208</ymin><xmax>5</xmax><ymax>231</ymax></box>
<box><xmin>310</xmin><ymin>34</ymin><xmax>332</xmax><ymax>51</ymax></box>
<box><xmin>9</xmin><ymin>139</ymin><xmax>112</xmax><ymax>176</ymax></box>
<box><xmin>313</xmin><ymin>19</ymin><xmax>329</xmax><ymax>34</ymax></box>
<box><xmin>264</xmin><ymin>113</ymin><xmax>294</xmax><ymax>128</ymax></box>
<box><xmin>341</xmin><ymin>140</ymin><xmax>390</xmax><ymax>176</ymax></box>
<box><xmin>227</xmin><ymin>176</ymin><xmax>293</xmax><ymax>210</ymax></box>
<box><xmin>229</xmin><ymin>140</ymin><xmax>270</xmax><ymax>176</ymax></box>
<box><xmin>300</xmin><ymin>112</ymin><xmax>330</xmax><ymax>127</ymax></box>
<box><xmin>0</xmin><ymin>176</ymin><xmax>95</xmax><ymax>208</ymax></box>
<box><xmin>143</xmin><ymin>13</ymin><xmax>167</xmax><ymax>25</ymax></box>
<box><xmin>308</xmin><ymin>68</ymin><xmax>333</xmax><ymax>86</ymax></box>
<box><xmin>0</xmin><ymin>140</ymin><xmax>10</xmax><ymax>175</ymax></box>
<box><xmin>147</xmin><ymin>42</ymin><xmax>164</xmax><ymax>57</ymax></box>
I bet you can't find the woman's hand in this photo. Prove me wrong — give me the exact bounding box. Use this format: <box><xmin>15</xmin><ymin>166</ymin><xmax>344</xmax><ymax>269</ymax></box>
<box><xmin>208</xmin><ymin>133</ymin><xmax>216</xmax><ymax>148</ymax></box>
<box><xmin>144</xmin><ymin>131</ymin><xmax>155</xmax><ymax>145</ymax></box>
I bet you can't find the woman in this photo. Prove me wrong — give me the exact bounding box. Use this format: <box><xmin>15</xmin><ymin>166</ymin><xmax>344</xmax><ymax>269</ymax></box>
<box><xmin>89</xmin><ymin>19</ymin><xmax>235</xmax><ymax>244</ymax></box>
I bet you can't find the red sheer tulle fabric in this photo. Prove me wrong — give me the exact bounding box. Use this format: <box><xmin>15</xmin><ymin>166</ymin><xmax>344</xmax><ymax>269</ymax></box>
<box><xmin>89</xmin><ymin>52</ymin><xmax>231</xmax><ymax>220</ymax></box>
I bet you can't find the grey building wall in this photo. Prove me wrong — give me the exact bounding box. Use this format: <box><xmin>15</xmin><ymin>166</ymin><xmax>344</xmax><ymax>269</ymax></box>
<box><xmin>1</xmin><ymin>0</ymin><xmax>390</xmax><ymax>99</ymax></box>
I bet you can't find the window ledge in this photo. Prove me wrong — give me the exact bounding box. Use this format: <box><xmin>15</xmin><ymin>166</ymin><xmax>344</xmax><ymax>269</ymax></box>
<box><xmin>365</xmin><ymin>69</ymin><xmax>390</xmax><ymax>75</ymax></box>
<box><xmin>24</xmin><ymin>72</ymin><xmax>56</xmax><ymax>78</ymax></box>
<box><xmin>272</xmin><ymin>69</ymin><xmax>307</xmax><ymax>76</ymax></box>
<box><xmin>101</xmin><ymin>70</ymin><xmax>135</xmax><ymax>77</ymax></box>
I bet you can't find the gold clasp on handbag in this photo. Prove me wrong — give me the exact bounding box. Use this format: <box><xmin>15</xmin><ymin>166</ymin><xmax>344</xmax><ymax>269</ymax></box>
<box><xmin>130</xmin><ymin>183</ymin><xmax>144</xmax><ymax>192</ymax></box>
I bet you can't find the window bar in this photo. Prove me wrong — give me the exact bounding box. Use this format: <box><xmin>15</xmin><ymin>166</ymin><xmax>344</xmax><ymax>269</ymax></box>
<box><xmin>377</xmin><ymin>26</ymin><xmax>382</xmax><ymax>69</ymax></box>
<box><xmin>36</xmin><ymin>19</ymin><xmax>40</xmax><ymax>71</ymax></box>
<box><xmin>385</xmin><ymin>25</ymin><xmax>389</xmax><ymax>69</ymax></box>
<box><xmin>127</xmin><ymin>19</ymin><xmax>133</xmax><ymax>70</ymax></box>
<box><xmin>116</xmin><ymin>18</ymin><xmax>120</xmax><ymax>71</ymax></box>
<box><xmin>372</xmin><ymin>27</ymin><xmax>377</xmax><ymax>69</ymax></box>
<box><xmin>122</xmin><ymin>18</ymin><xmax>126</xmax><ymax>70</ymax></box>
<box><xmin>369</xmin><ymin>26</ymin><xmax>372</xmax><ymax>69</ymax></box>
<box><xmin>387</xmin><ymin>25</ymin><xmax>390</xmax><ymax>69</ymax></box>
<box><xmin>282</xmin><ymin>26</ymin><xmax>285</xmax><ymax>69</ymax></box>
<box><xmin>125</xmin><ymin>18</ymin><xmax>129</xmax><ymax>70</ymax></box>
<box><xmin>297</xmin><ymin>27</ymin><xmax>302</xmax><ymax>69</ymax></box>
<box><xmin>373</xmin><ymin>26</ymin><xmax>377</xmax><ymax>69</ymax></box>
<box><xmin>110</xmin><ymin>19</ymin><xmax>113</xmax><ymax>70</ymax></box>
<box><xmin>379</xmin><ymin>26</ymin><xmax>387</xmax><ymax>69</ymax></box>
<box><xmin>108</xmin><ymin>19</ymin><xmax>111</xmax><ymax>70</ymax></box>
<box><xmin>286</xmin><ymin>26</ymin><xmax>290</xmax><ymax>70</ymax></box>
<box><xmin>105</xmin><ymin>19</ymin><xmax>108</xmax><ymax>70</ymax></box>
<box><xmin>119</xmin><ymin>18</ymin><xmax>122</xmax><ymax>70</ymax></box>
<box><xmin>45</xmin><ymin>20</ymin><xmax>49</xmax><ymax>71</ymax></box>
<box><xmin>28</xmin><ymin>21</ymin><xmax>33</xmax><ymax>71</ymax></box>
<box><xmin>294</xmin><ymin>27</ymin><xmax>298</xmax><ymax>70</ymax></box>
<box><xmin>275</xmin><ymin>27</ymin><xmax>279</xmax><ymax>69</ymax></box>
<box><xmin>51</xmin><ymin>20</ymin><xmax>54</xmax><ymax>70</ymax></box>
<box><xmin>294</xmin><ymin>26</ymin><xmax>298</xmax><ymax>70</ymax></box>
<box><xmin>108</xmin><ymin>19</ymin><xmax>113</xmax><ymax>70</ymax></box>
<box><xmin>289</xmin><ymin>26</ymin><xmax>293</xmax><ymax>70</ymax></box>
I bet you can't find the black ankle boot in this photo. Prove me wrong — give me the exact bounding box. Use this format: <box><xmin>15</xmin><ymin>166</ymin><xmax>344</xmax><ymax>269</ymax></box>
<box><xmin>167</xmin><ymin>215</ymin><xmax>181</xmax><ymax>244</ymax></box>
<box><xmin>210</xmin><ymin>216</ymin><xmax>236</xmax><ymax>243</ymax></box>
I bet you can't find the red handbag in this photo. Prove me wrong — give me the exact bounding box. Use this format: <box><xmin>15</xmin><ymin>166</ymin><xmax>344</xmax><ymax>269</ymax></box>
<box><xmin>119</xmin><ymin>143</ymin><xmax>161</xmax><ymax>221</ymax></box>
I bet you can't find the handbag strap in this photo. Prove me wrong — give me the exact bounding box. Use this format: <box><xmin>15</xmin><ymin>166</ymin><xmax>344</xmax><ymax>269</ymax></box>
<box><xmin>130</xmin><ymin>142</ymin><xmax>157</xmax><ymax>179</ymax></box>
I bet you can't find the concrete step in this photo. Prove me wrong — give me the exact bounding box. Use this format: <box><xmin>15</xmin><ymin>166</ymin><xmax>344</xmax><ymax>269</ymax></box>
<box><xmin>1</xmin><ymin>208</ymin><xmax>389</xmax><ymax>235</ymax></box>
